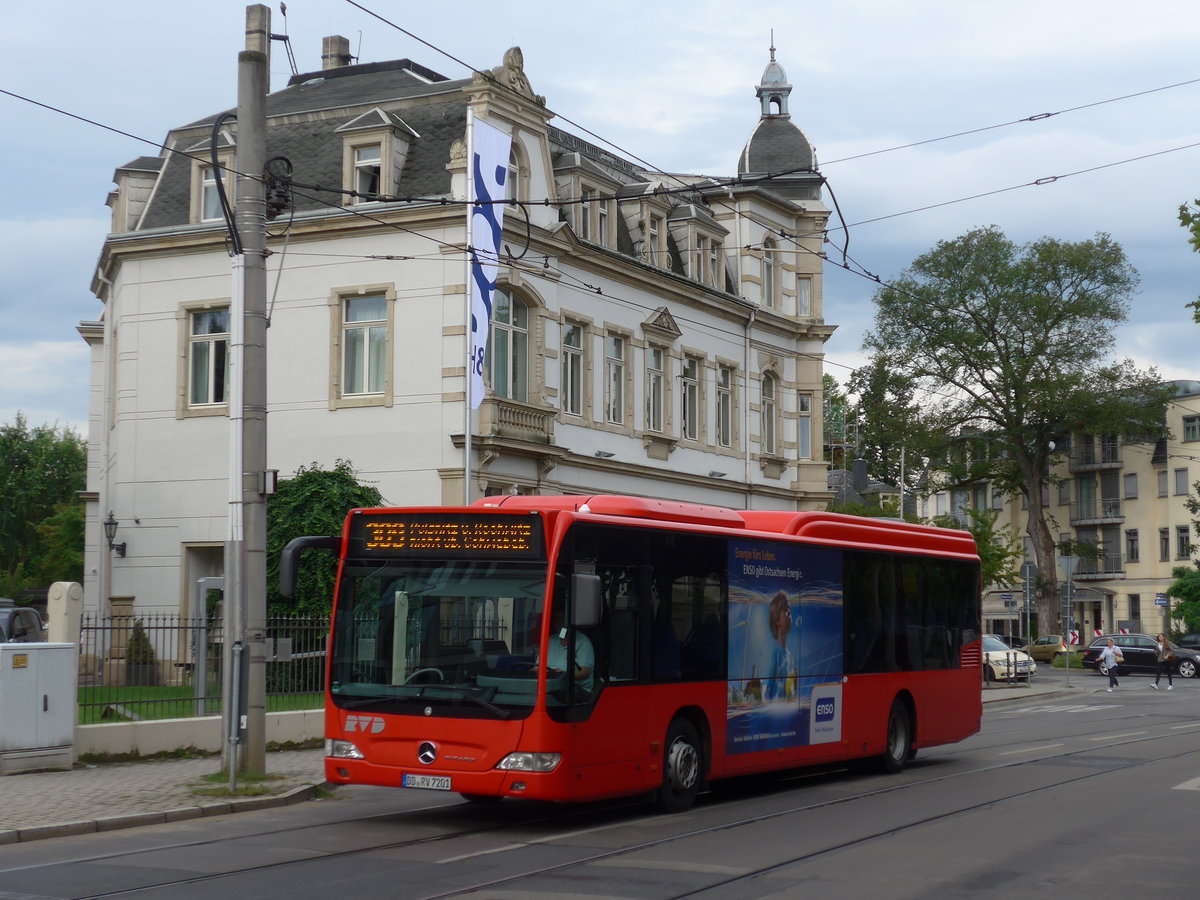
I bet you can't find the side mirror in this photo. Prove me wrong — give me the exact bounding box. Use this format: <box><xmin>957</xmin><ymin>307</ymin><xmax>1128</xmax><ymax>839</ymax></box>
<box><xmin>570</xmin><ymin>573</ymin><xmax>602</xmax><ymax>628</ymax></box>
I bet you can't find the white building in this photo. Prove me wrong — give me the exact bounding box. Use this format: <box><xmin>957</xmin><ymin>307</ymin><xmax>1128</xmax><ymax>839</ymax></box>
<box><xmin>81</xmin><ymin>39</ymin><xmax>835</xmax><ymax>616</ymax></box>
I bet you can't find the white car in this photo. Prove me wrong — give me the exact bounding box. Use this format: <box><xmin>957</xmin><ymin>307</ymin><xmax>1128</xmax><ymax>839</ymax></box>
<box><xmin>982</xmin><ymin>635</ymin><xmax>1037</xmax><ymax>681</ymax></box>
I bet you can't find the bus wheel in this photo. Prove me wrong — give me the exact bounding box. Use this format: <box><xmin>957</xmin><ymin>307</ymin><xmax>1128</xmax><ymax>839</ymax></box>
<box><xmin>881</xmin><ymin>701</ymin><xmax>911</xmax><ymax>774</ymax></box>
<box><xmin>659</xmin><ymin>719</ymin><xmax>702</xmax><ymax>812</ymax></box>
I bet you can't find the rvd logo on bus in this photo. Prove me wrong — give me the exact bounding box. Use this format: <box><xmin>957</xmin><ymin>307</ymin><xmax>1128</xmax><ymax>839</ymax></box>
<box><xmin>345</xmin><ymin>715</ymin><xmax>385</xmax><ymax>734</ymax></box>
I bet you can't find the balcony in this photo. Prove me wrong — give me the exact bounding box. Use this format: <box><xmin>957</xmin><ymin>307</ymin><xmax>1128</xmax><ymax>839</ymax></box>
<box><xmin>1068</xmin><ymin>438</ymin><xmax>1122</xmax><ymax>473</ymax></box>
<box><xmin>478</xmin><ymin>397</ymin><xmax>555</xmax><ymax>444</ymax></box>
<box><xmin>1074</xmin><ymin>552</ymin><xmax>1124</xmax><ymax>580</ymax></box>
<box><xmin>1070</xmin><ymin>497</ymin><xmax>1123</xmax><ymax>526</ymax></box>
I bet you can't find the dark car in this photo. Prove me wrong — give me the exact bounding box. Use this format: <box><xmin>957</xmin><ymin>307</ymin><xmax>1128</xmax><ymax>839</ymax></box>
<box><xmin>1177</xmin><ymin>634</ymin><xmax>1200</xmax><ymax>652</ymax></box>
<box><xmin>0</xmin><ymin>598</ymin><xmax>47</xmax><ymax>643</ymax></box>
<box><xmin>1080</xmin><ymin>633</ymin><xmax>1200</xmax><ymax>679</ymax></box>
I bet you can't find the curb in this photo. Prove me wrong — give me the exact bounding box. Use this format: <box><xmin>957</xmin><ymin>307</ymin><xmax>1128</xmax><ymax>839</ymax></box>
<box><xmin>0</xmin><ymin>781</ymin><xmax>330</xmax><ymax>845</ymax></box>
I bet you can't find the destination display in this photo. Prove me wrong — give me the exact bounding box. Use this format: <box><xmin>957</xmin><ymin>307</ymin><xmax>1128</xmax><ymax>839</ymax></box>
<box><xmin>350</xmin><ymin>513</ymin><xmax>544</xmax><ymax>558</ymax></box>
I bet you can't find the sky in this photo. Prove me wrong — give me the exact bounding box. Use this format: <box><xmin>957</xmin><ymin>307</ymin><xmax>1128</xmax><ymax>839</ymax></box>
<box><xmin>2</xmin><ymin>0</ymin><xmax>1198</xmax><ymax>435</ymax></box>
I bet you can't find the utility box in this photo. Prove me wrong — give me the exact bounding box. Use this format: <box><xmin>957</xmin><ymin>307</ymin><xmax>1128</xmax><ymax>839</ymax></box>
<box><xmin>0</xmin><ymin>643</ymin><xmax>75</xmax><ymax>774</ymax></box>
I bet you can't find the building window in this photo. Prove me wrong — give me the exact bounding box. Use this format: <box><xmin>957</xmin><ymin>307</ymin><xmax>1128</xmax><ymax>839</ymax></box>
<box><xmin>992</xmin><ymin>487</ymin><xmax>1004</xmax><ymax>510</ymax></box>
<box><xmin>1178</xmin><ymin>525</ymin><xmax>1192</xmax><ymax>560</ymax></box>
<box><xmin>1158</xmin><ymin>470</ymin><xmax>1168</xmax><ymax>497</ymax></box>
<box><xmin>798</xmin><ymin>393</ymin><xmax>812</xmax><ymax>459</ymax></box>
<box><xmin>342</xmin><ymin>294</ymin><xmax>388</xmax><ymax>396</ymax></box>
<box><xmin>1125</xmin><ymin>529</ymin><xmax>1139</xmax><ymax>564</ymax></box>
<box><xmin>646</xmin><ymin>216</ymin><xmax>663</xmax><ymax>266</ymax></box>
<box><xmin>487</xmin><ymin>288</ymin><xmax>528</xmax><ymax>401</ymax></box>
<box><xmin>1160</xmin><ymin>527</ymin><xmax>1171</xmax><ymax>561</ymax></box>
<box><xmin>506</xmin><ymin>145</ymin><xmax>521</xmax><ymax>203</ymax></box>
<box><xmin>762</xmin><ymin>239</ymin><xmax>777</xmax><ymax>309</ymax></box>
<box><xmin>597</xmin><ymin>201</ymin><xmax>609</xmax><ymax>246</ymax></box>
<box><xmin>1175</xmin><ymin>467</ymin><xmax>1189</xmax><ymax>495</ymax></box>
<box><xmin>1057</xmin><ymin>480</ymin><xmax>1071</xmax><ymax>506</ymax></box>
<box><xmin>200</xmin><ymin>166</ymin><xmax>224</xmax><ymax>222</ymax></box>
<box><xmin>605</xmin><ymin>335</ymin><xmax>625</xmax><ymax>425</ymax></box>
<box><xmin>578</xmin><ymin>188</ymin><xmax>591</xmax><ymax>240</ymax></box>
<box><xmin>716</xmin><ymin>366</ymin><xmax>733</xmax><ymax>448</ymax></box>
<box><xmin>353</xmin><ymin>144</ymin><xmax>382</xmax><ymax>200</ymax></box>
<box><xmin>1129</xmin><ymin>594</ymin><xmax>1141</xmax><ymax>621</ymax></box>
<box><xmin>761</xmin><ymin>372</ymin><xmax>777</xmax><ymax>455</ymax></box>
<box><xmin>188</xmin><ymin>308</ymin><xmax>229</xmax><ymax>406</ymax></box>
<box><xmin>797</xmin><ymin>277</ymin><xmax>812</xmax><ymax>316</ymax></box>
<box><xmin>1124</xmin><ymin>473</ymin><xmax>1138</xmax><ymax>500</ymax></box>
<box><xmin>1185</xmin><ymin>415</ymin><xmax>1200</xmax><ymax>442</ymax></box>
<box><xmin>709</xmin><ymin>241</ymin><xmax>722</xmax><ymax>288</ymax></box>
<box><xmin>681</xmin><ymin>357</ymin><xmax>700</xmax><ymax>441</ymax></box>
<box><xmin>694</xmin><ymin>236</ymin><xmax>709</xmax><ymax>283</ymax></box>
<box><xmin>646</xmin><ymin>347</ymin><xmax>664</xmax><ymax>433</ymax></box>
<box><xmin>936</xmin><ymin>493</ymin><xmax>948</xmax><ymax>515</ymax></box>
<box><xmin>561</xmin><ymin>323</ymin><xmax>583</xmax><ymax>416</ymax></box>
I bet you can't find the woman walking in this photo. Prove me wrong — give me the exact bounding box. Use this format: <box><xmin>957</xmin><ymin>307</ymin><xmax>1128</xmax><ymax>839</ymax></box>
<box><xmin>1153</xmin><ymin>632</ymin><xmax>1174</xmax><ymax>690</ymax></box>
<box><xmin>1099</xmin><ymin>638</ymin><xmax>1123</xmax><ymax>692</ymax></box>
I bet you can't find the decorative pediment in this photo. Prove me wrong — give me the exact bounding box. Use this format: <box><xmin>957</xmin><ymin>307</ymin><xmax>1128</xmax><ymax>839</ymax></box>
<box><xmin>641</xmin><ymin>307</ymin><xmax>682</xmax><ymax>342</ymax></box>
<box><xmin>336</xmin><ymin>108</ymin><xmax>421</xmax><ymax>139</ymax></box>
<box><xmin>474</xmin><ymin>46</ymin><xmax>546</xmax><ymax>107</ymax></box>
<box><xmin>183</xmin><ymin>128</ymin><xmax>236</xmax><ymax>153</ymax></box>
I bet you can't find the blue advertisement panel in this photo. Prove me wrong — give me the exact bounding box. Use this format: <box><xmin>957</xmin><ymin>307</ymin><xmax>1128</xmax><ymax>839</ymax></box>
<box><xmin>727</xmin><ymin>540</ymin><xmax>843</xmax><ymax>755</ymax></box>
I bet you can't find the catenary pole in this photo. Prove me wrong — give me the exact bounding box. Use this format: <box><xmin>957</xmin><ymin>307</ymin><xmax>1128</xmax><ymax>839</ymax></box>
<box><xmin>224</xmin><ymin>3</ymin><xmax>270</xmax><ymax>777</ymax></box>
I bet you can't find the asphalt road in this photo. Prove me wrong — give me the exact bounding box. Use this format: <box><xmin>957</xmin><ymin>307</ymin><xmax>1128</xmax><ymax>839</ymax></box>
<box><xmin>2</xmin><ymin>670</ymin><xmax>1197</xmax><ymax>899</ymax></box>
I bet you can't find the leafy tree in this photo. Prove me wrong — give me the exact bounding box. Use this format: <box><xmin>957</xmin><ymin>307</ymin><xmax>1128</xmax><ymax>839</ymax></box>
<box><xmin>1180</xmin><ymin>199</ymin><xmax>1200</xmax><ymax>323</ymax></box>
<box><xmin>862</xmin><ymin>226</ymin><xmax>1172</xmax><ymax>637</ymax></box>
<box><xmin>847</xmin><ymin>357</ymin><xmax>925</xmax><ymax>490</ymax></box>
<box><xmin>0</xmin><ymin>414</ymin><xmax>87</xmax><ymax>589</ymax></box>
<box><xmin>1166</xmin><ymin>566</ymin><xmax>1200</xmax><ymax>634</ymax></box>
<box><xmin>265</xmin><ymin>460</ymin><xmax>383</xmax><ymax>616</ymax></box>
<box><xmin>822</xmin><ymin>373</ymin><xmax>850</xmax><ymax>466</ymax></box>
<box><xmin>35</xmin><ymin>501</ymin><xmax>85</xmax><ymax>583</ymax></box>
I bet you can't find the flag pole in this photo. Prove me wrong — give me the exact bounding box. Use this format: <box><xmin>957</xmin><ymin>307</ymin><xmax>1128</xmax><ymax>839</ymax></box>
<box><xmin>463</xmin><ymin>107</ymin><xmax>474</xmax><ymax>506</ymax></box>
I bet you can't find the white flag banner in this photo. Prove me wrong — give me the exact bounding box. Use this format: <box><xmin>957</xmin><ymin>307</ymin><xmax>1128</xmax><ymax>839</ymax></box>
<box><xmin>467</xmin><ymin>116</ymin><xmax>512</xmax><ymax>410</ymax></box>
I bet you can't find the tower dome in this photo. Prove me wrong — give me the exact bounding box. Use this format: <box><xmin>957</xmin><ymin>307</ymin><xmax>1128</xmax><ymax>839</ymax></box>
<box><xmin>738</xmin><ymin>42</ymin><xmax>820</xmax><ymax>200</ymax></box>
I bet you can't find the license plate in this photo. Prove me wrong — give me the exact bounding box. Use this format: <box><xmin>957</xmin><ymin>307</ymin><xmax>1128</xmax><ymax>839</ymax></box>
<box><xmin>403</xmin><ymin>773</ymin><xmax>451</xmax><ymax>791</ymax></box>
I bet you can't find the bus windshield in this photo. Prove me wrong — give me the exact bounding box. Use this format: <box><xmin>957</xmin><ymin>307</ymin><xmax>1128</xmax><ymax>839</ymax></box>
<box><xmin>329</xmin><ymin>559</ymin><xmax>548</xmax><ymax>718</ymax></box>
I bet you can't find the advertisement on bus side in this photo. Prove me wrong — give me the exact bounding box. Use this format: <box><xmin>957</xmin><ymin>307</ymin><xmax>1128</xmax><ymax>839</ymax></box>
<box><xmin>726</xmin><ymin>540</ymin><xmax>843</xmax><ymax>755</ymax></box>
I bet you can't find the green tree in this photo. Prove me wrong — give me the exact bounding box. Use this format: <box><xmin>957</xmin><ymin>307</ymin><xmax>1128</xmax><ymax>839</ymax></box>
<box><xmin>847</xmin><ymin>357</ymin><xmax>925</xmax><ymax>490</ymax></box>
<box><xmin>35</xmin><ymin>501</ymin><xmax>85</xmax><ymax>583</ymax></box>
<box><xmin>863</xmin><ymin>226</ymin><xmax>1172</xmax><ymax>637</ymax></box>
<box><xmin>1180</xmin><ymin>198</ymin><xmax>1200</xmax><ymax>323</ymax></box>
<box><xmin>1165</xmin><ymin>566</ymin><xmax>1200</xmax><ymax>634</ymax></box>
<box><xmin>266</xmin><ymin>460</ymin><xmax>383</xmax><ymax>616</ymax></box>
<box><xmin>0</xmin><ymin>414</ymin><xmax>87</xmax><ymax>588</ymax></box>
<box><xmin>822</xmin><ymin>373</ymin><xmax>850</xmax><ymax>466</ymax></box>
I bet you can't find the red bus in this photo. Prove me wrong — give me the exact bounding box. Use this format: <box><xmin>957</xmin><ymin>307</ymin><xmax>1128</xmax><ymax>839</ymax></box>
<box><xmin>280</xmin><ymin>494</ymin><xmax>982</xmax><ymax>811</ymax></box>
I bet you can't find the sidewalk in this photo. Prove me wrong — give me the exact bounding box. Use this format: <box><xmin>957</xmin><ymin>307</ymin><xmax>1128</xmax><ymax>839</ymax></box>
<box><xmin>0</xmin><ymin>678</ymin><xmax>1083</xmax><ymax>845</ymax></box>
<box><xmin>0</xmin><ymin>747</ymin><xmax>327</xmax><ymax>845</ymax></box>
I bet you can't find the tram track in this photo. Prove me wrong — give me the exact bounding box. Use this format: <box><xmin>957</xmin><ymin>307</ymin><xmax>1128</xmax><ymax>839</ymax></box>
<box><xmin>32</xmin><ymin>720</ymin><xmax>1200</xmax><ymax>900</ymax></box>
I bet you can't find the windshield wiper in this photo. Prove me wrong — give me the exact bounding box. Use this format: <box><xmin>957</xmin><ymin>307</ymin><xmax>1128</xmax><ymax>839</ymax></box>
<box><xmin>421</xmin><ymin>685</ymin><xmax>510</xmax><ymax>719</ymax></box>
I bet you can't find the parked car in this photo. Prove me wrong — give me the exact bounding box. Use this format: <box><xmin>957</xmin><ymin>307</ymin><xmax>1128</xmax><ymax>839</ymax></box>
<box><xmin>1176</xmin><ymin>634</ymin><xmax>1200</xmax><ymax>652</ymax></box>
<box><xmin>0</xmin><ymin>598</ymin><xmax>47</xmax><ymax>643</ymax></box>
<box><xmin>1024</xmin><ymin>634</ymin><xmax>1069</xmax><ymax>662</ymax></box>
<box><xmin>986</xmin><ymin>633</ymin><xmax>1024</xmax><ymax>649</ymax></box>
<box><xmin>1080</xmin><ymin>633</ymin><xmax>1200</xmax><ymax>678</ymax></box>
<box><xmin>982</xmin><ymin>635</ymin><xmax>1037</xmax><ymax>681</ymax></box>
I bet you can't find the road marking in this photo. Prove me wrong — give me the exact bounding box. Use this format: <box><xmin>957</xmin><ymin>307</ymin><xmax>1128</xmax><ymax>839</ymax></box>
<box><xmin>438</xmin><ymin>844</ymin><xmax>526</xmax><ymax>864</ymax></box>
<box><xmin>1012</xmin><ymin>704</ymin><xmax>1113</xmax><ymax>714</ymax></box>
<box><xmin>999</xmin><ymin>743</ymin><xmax>1063</xmax><ymax>756</ymax></box>
<box><xmin>1171</xmin><ymin>723</ymin><xmax>1200</xmax><ymax>731</ymax></box>
<box><xmin>1089</xmin><ymin>731</ymin><xmax>1146</xmax><ymax>740</ymax></box>
<box><xmin>1173</xmin><ymin>776</ymin><xmax>1200</xmax><ymax>791</ymax></box>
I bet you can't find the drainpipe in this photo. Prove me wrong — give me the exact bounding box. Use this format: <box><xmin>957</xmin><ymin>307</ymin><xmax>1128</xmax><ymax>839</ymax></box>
<box><xmin>744</xmin><ymin>308</ymin><xmax>756</xmax><ymax>503</ymax></box>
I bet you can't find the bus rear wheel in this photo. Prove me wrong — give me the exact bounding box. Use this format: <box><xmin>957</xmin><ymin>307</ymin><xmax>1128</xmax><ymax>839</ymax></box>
<box><xmin>881</xmin><ymin>700</ymin><xmax>912</xmax><ymax>774</ymax></box>
<box><xmin>659</xmin><ymin>719</ymin><xmax>702</xmax><ymax>812</ymax></box>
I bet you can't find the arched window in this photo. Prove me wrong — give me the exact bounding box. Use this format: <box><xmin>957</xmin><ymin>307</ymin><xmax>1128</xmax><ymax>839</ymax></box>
<box><xmin>486</xmin><ymin>288</ymin><xmax>528</xmax><ymax>401</ymax></box>
<box><xmin>762</xmin><ymin>239</ymin><xmax>777</xmax><ymax>309</ymax></box>
<box><xmin>761</xmin><ymin>372</ymin><xmax>777</xmax><ymax>455</ymax></box>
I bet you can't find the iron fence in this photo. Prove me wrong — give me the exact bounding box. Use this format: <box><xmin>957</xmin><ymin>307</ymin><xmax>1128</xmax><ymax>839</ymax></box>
<box><xmin>78</xmin><ymin>613</ymin><xmax>328</xmax><ymax>723</ymax></box>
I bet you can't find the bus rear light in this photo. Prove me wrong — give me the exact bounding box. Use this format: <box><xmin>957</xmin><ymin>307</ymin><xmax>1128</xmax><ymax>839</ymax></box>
<box><xmin>326</xmin><ymin>739</ymin><xmax>365</xmax><ymax>760</ymax></box>
<box><xmin>496</xmin><ymin>752</ymin><xmax>561</xmax><ymax>772</ymax></box>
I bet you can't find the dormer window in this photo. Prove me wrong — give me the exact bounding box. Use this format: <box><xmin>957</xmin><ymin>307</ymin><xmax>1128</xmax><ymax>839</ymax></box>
<box><xmin>597</xmin><ymin>201</ymin><xmax>609</xmax><ymax>245</ymax></box>
<box><xmin>762</xmin><ymin>239</ymin><xmax>778</xmax><ymax>308</ymax></box>
<box><xmin>694</xmin><ymin>236</ymin><xmax>709</xmax><ymax>281</ymax></box>
<box><xmin>579</xmin><ymin>188</ymin><xmax>592</xmax><ymax>240</ymax></box>
<box><xmin>200</xmin><ymin>166</ymin><xmax>223</xmax><ymax>221</ymax></box>
<box><xmin>646</xmin><ymin>215</ymin><xmax>663</xmax><ymax>266</ymax></box>
<box><xmin>354</xmin><ymin>145</ymin><xmax>382</xmax><ymax>200</ymax></box>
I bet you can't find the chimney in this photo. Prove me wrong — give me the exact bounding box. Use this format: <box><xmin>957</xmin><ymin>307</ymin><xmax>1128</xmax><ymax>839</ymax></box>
<box><xmin>852</xmin><ymin>458</ymin><xmax>869</xmax><ymax>493</ymax></box>
<box><xmin>322</xmin><ymin>35</ymin><xmax>353</xmax><ymax>70</ymax></box>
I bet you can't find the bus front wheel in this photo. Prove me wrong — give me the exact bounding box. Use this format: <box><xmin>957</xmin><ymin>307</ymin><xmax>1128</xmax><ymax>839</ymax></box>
<box><xmin>881</xmin><ymin>700</ymin><xmax>912</xmax><ymax>774</ymax></box>
<box><xmin>659</xmin><ymin>719</ymin><xmax>702</xmax><ymax>812</ymax></box>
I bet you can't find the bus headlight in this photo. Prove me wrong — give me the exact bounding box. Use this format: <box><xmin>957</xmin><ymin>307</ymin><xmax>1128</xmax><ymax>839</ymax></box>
<box><xmin>496</xmin><ymin>752</ymin><xmax>561</xmax><ymax>772</ymax></box>
<box><xmin>326</xmin><ymin>739</ymin><xmax>365</xmax><ymax>759</ymax></box>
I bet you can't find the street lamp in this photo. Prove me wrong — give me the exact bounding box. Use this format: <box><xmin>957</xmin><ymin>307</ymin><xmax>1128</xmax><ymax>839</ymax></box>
<box><xmin>103</xmin><ymin>511</ymin><xmax>127</xmax><ymax>558</ymax></box>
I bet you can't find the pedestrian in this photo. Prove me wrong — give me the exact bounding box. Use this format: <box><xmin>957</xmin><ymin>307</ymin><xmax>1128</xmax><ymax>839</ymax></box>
<box><xmin>1099</xmin><ymin>638</ymin><xmax>1123</xmax><ymax>692</ymax></box>
<box><xmin>1152</xmin><ymin>632</ymin><xmax>1174</xmax><ymax>690</ymax></box>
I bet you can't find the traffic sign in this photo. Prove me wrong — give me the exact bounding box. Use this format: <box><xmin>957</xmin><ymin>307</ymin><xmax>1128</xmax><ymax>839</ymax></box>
<box><xmin>1155</xmin><ymin>592</ymin><xmax>1167</xmax><ymax>607</ymax></box>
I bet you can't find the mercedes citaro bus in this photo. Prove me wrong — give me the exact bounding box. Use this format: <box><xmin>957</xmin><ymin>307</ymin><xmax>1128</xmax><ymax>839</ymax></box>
<box><xmin>280</xmin><ymin>495</ymin><xmax>982</xmax><ymax>811</ymax></box>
